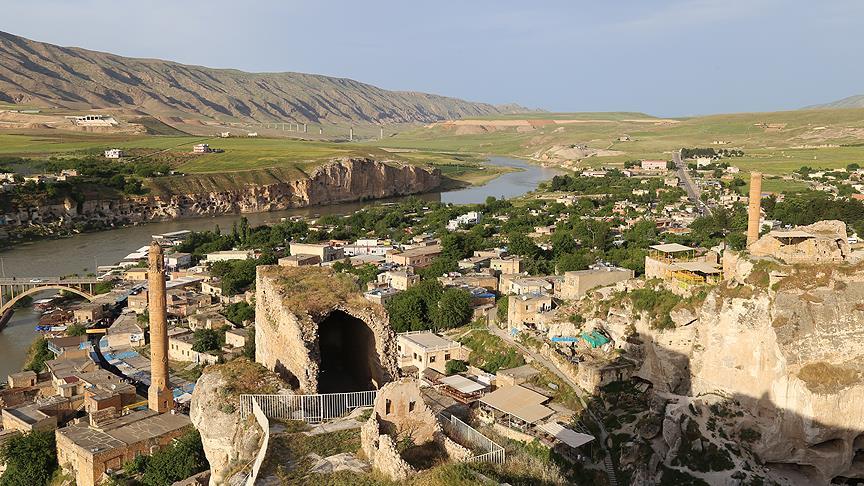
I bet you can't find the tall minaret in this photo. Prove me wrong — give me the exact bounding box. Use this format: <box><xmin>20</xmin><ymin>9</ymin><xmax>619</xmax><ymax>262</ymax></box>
<box><xmin>746</xmin><ymin>171</ymin><xmax>763</xmax><ymax>247</ymax></box>
<box><xmin>147</xmin><ymin>241</ymin><xmax>172</xmax><ymax>413</ymax></box>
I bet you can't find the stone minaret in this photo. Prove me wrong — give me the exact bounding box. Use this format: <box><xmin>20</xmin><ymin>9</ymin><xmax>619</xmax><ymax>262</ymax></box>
<box><xmin>147</xmin><ymin>241</ymin><xmax>172</xmax><ymax>413</ymax></box>
<box><xmin>747</xmin><ymin>171</ymin><xmax>763</xmax><ymax>247</ymax></box>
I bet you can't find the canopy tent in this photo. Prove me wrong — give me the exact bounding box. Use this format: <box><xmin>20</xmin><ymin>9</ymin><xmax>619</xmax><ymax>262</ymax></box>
<box><xmin>538</xmin><ymin>421</ymin><xmax>595</xmax><ymax>448</ymax></box>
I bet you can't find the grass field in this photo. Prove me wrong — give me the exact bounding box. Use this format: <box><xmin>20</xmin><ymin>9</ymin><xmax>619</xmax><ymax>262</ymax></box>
<box><xmin>374</xmin><ymin>107</ymin><xmax>864</xmax><ymax>176</ymax></box>
<box><xmin>0</xmin><ymin>131</ymin><xmax>509</xmax><ymax>193</ymax></box>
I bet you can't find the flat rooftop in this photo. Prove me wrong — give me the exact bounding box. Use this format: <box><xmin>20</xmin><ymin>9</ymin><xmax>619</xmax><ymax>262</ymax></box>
<box><xmin>58</xmin><ymin>409</ymin><xmax>190</xmax><ymax>455</ymax></box>
<box><xmin>398</xmin><ymin>331</ymin><xmax>457</xmax><ymax>350</ymax></box>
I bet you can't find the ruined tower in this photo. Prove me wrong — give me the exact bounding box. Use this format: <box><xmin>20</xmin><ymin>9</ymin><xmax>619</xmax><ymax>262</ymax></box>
<box><xmin>747</xmin><ymin>171</ymin><xmax>763</xmax><ymax>247</ymax></box>
<box><xmin>147</xmin><ymin>241</ymin><xmax>172</xmax><ymax>413</ymax></box>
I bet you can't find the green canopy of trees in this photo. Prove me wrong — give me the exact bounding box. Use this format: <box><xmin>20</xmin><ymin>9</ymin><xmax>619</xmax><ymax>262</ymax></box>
<box><xmin>0</xmin><ymin>430</ymin><xmax>57</xmax><ymax>486</ymax></box>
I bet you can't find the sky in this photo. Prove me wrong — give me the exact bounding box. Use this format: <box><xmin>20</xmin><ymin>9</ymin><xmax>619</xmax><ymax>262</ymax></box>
<box><xmin>4</xmin><ymin>0</ymin><xmax>864</xmax><ymax>116</ymax></box>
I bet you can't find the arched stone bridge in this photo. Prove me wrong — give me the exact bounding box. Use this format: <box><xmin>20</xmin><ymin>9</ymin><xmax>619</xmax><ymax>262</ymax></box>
<box><xmin>0</xmin><ymin>277</ymin><xmax>101</xmax><ymax>314</ymax></box>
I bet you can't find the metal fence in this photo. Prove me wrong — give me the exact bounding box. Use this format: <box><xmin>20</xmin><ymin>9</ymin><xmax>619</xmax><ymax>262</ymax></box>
<box><xmin>239</xmin><ymin>391</ymin><xmax>377</xmax><ymax>424</ymax></box>
<box><xmin>440</xmin><ymin>413</ymin><xmax>506</xmax><ymax>464</ymax></box>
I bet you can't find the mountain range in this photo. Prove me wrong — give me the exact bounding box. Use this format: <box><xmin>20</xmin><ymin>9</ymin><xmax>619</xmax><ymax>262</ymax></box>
<box><xmin>805</xmin><ymin>94</ymin><xmax>864</xmax><ymax>110</ymax></box>
<box><xmin>0</xmin><ymin>31</ymin><xmax>525</xmax><ymax>125</ymax></box>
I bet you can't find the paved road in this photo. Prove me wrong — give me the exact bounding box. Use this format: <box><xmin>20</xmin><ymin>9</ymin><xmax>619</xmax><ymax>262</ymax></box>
<box><xmin>673</xmin><ymin>149</ymin><xmax>712</xmax><ymax>217</ymax></box>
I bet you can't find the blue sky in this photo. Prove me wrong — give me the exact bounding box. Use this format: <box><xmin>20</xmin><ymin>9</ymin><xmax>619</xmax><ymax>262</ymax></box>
<box><xmin>5</xmin><ymin>0</ymin><xmax>864</xmax><ymax>116</ymax></box>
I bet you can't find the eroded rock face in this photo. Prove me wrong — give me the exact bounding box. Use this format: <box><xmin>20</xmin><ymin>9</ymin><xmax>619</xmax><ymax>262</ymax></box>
<box><xmin>691</xmin><ymin>271</ymin><xmax>864</xmax><ymax>484</ymax></box>
<box><xmin>255</xmin><ymin>265</ymin><xmax>399</xmax><ymax>393</ymax></box>
<box><xmin>189</xmin><ymin>360</ymin><xmax>285</xmax><ymax>486</ymax></box>
<box><xmin>0</xmin><ymin>158</ymin><xmax>440</xmax><ymax>230</ymax></box>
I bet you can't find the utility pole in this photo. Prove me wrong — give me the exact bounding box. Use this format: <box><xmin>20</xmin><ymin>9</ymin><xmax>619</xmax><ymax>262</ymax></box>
<box><xmin>349</xmin><ymin>127</ymin><xmax>354</xmax><ymax>142</ymax></box>
<box><xmin>303</xmin><ymin>123</ymin><xmax>307</xmax><ymax>133</ymax></box>
<box><xmin>380</xmin><ymin>127</ymin><xmax>384</xmax><ymax>141</ymax></box>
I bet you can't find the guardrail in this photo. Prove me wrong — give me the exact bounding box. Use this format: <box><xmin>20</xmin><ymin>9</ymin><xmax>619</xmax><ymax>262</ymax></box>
<box><xmin>439</xmin><ymin>413</ymin><xmax>505</xmax><ymax>464</ymax></box>
<box><xmin>239</xmin><ymin>391</ymin><xmax>377</xmax><ymax>424</ymax></box>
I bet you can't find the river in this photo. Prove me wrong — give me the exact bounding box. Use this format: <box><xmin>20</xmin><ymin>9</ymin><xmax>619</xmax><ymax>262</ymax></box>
<box><xmin>0</xmin><ymin>156</ymin><xmax>560</xmax><ymax>378</ymax></box>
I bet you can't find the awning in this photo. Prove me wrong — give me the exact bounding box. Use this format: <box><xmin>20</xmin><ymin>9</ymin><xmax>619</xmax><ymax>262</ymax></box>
<box><xmin>479</xmin><ymin>385</ymin><xmax>554</xmax><ymax>424</ymax></box>
<box><xmin>439</xmin><ymin>374</ymin><xmax>486</xmax><ymax>394</ymax></box>
<box><xmin>649</xmin><ymin>243</ymin><xmax>694</xmax><ymax>253</ymax></box>
<box><xmin>538</xmin><ymin>422</ymin><xmax>595</xmax><ymax>448</ymax></box>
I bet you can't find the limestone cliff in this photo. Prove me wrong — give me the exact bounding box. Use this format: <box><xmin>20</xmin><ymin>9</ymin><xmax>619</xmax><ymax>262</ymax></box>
<box><xmin>1</xmin><ymin>158</ymin><xmax>440</xmax><ymax>229</ymax></box>
<box><xmin>254</xmin><ymin>265</ymin><xmax>399</xmax><ymax>393</ymax></box>
<box><xmin>572</xmin><ymin>241</ymin><xmax>864</xmax><ymax>484</ymax></box>
<box><xmin>189</xmin><ymin>359</ymin><xmax>285</xmax><ymax>486</ymax></box>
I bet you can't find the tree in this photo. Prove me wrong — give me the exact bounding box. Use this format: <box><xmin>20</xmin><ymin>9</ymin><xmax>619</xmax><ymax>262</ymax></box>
<box><xmin>140</xmin><ymin>430</ymin><xmax>208</xmax><ymax>486</ymax></box>
<box><xmin>222</xmin><ymin>301</ymin><xmax>254</xmax><ymax>326</ymax></box>
<box><xmin>192</xmin><ymin>329</ymin><xmax>222</xmax><ymax>353</ymax></box>
<box><xmin>94</xmin><ymin>280</ymin><xmax>114</xmax><ymax>294</ymax></box>
<box><xmin>66</xmin><ymin>323</ymin><xmax>88</xmax><ymax>336</ymax></box>
<box><xmin>386</xmin><ymin>292</ymin><xmax>426</xmax><ymax>332</ymax></box>
<box><xmin>432</xmin><ymin>288</ymin><xmax>472</xmax><ymax>330</ymax></box>
<box><xmin>0</xmin><ymin>430</ymin><xmax>58</xmax><ymax>486</ymax></box>
<box><xmin>496</xmin><ymin>297</ymin><xmax>509</xmax><ymax>323</ymax></box>
<box><xmin>445</xmin><ymin>359</ymin><xmax>468</xmax><ymax>375</ymax></box>
<box><xmin>507</xmin><ymin>232</ymin><xmax>540</xmax><ymax>257</ymax></box>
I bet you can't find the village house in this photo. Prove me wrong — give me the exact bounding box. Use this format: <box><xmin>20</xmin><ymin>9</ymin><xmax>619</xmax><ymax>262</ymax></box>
<box><xmin>224</xmin><ymin>328</ymin><xmax>248</xmax><ymax>349</ymax></box>
<box><xmin>205</xmin><ymin>249</ymin><xmax>255</xmax><ymax>262</ymax></box>
<box><xmin>103</xmin><ymin>148</ymin><xmax>124</xmax><ymax>159</ymax></box>
<box><xmin>507</xmin><ymin>293</ymin><xmax>555</xmax><ymax>331</ymax></box>
<box><xmin>376</xmin><ymin>269</ymin><xmax>420</xmax><ymax>291</ymax></box>
<box><xmin>289</xmin><ymin>242</ymin><xmax>344</xmax><ymax>263</ymax></box>
<box><xmin>490</xmin><ymin>256</ymin><xmax>524</xmax><ymax>275</ymax></box>
<box><xmin>396</xmin><ymin>331</ymin><xmax>467</xmax><ymax>375</ymax></box>
<box><xmin>278</xmin><ymin>254</ymin><xmax>321</xmax><ymax>267</ymax></box>
<box><xmin>385</xmin><ymin>244</ymin><xmax>442</xmax><ymax>269</ymax></box>
<box><xmin>168</xmin><ymin>329</ymin><xmax>219</xmax><ymax>365</ymax></box>
<box><xmin>192</xmin><ymin>143</ymin><xmax>211</xmax><ymax>154</ymax></box>
<box><xmin>640</xmin><ymin>160</ymin><xmax>668</xmax><ymax>171</ymax></box>
<box><xmin>557</xmin><ymin>266</ymin><xmax>634</xmax><ymax>300</ymax></box>
<box><xmin>447</xmin><ymin>211</ymin><xmax>482</xmax><ymax>231</ymax></box>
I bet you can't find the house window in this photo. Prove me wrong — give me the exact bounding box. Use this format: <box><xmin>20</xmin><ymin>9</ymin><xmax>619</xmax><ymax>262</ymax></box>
<box><xmin>409</xmin><ymin>400</ymin><xmax>416</xmax><ymax>412</ymax></box>
<box><xmin>429</xmin><ymin>355</ymin><xmax>436</xmax><ymax>363</ymax></box>
<box><xmin>444</xmin><ymin>353</ymin><xmax>451</xmax><ymax>361</ymax></box>
<box><xmin>385</xmin><ymin>399</ymin><xmax>392</xmax><ymax>415</ymax></box>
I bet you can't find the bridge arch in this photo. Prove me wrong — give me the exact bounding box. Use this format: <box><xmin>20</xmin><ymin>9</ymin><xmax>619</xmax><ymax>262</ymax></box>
<box><xmin>0</xmin><ymin>285</ymin><xmax>96</xmax><ymax>315</ymax></box>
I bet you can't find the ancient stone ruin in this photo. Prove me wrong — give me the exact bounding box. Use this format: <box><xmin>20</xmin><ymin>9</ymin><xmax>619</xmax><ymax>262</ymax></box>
<box><xmin>360</xmin><ymin>379</ymin><xmax>472</xmax><ymax>480</ymax></box>
<box><xmin>749</xmin><ymin>220</ymin><xmax>852</xmax><ymax>264</ymax></box>
<box><xmin>255</xmin><ymin>265</ymin><xmax>399</xmax><ymax>393</ymax></box>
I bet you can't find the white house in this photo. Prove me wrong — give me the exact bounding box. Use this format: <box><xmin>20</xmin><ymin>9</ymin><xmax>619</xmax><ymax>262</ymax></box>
<box><xmin>447</xmin><ymin>211</ymin><xmax>482</xmax><ymax>231</ymax></box>
<box><xmin>104</xmin><ymin>149</ymin><xmax>124</xmax><ymax>159</ymax></box>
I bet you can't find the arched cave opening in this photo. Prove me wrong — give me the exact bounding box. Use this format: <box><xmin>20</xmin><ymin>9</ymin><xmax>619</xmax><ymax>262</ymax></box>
<box><xmin>317</xmin><ymin>310</ymin><xmax>378</xmax><ymax>393</ymax></box>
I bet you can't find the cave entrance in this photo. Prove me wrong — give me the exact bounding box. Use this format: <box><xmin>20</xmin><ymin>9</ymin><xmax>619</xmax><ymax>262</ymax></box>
<box><xmin>318</xmin><ymin>310</ymin><xmax>378</xmax><ymax>393</ymax></box>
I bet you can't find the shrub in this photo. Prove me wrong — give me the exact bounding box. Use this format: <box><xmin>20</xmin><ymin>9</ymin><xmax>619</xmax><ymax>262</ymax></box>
<box><xmin>140</xmin><ymin>430</ymin><xmax>208</xmax><ymax>486</ymax></box>
<box><xmin>445</xmin><ymin>359</ymin><xmax>468</xmax><ymax>375</ymax></box>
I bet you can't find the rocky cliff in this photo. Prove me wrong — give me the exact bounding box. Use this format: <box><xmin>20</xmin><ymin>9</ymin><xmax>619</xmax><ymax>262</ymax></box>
<box><xmin>189</xmin><ymin>359</ymin><xmax>286</xmax><ymax>485</ymax></box>
<box><xmin>561</xmin><ymin>227</ymin><xmax>864</xmax><ymax>484</ymax></box>
<box><xmin>1</xmin><ymin>158</ymin><xmax>440</xmax><ymax>232</ymax></box>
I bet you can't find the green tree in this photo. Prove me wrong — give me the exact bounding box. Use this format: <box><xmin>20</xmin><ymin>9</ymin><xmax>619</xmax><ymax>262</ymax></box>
<box><xmin>140</xmin><ymin>430</ymin><xmax>208</xmax><ymax>486</ymax></box>
<box><xmin>0</xmin><ymin>430</ymin><xmax>58</xmax><ymax>486</ymax></box>
<box><xmin>192</xmin><ymin>329</ymin><xmax>223</xmax><ymax>353</ymax></box>
<box><xmin>386</xmin><ymin>292</ymin><xmax>426</xmax><ymax>332</ymax></box>
<box><xmin>445</xmin><ymin>359</ymin><xmax>468</xmax><ymax>375</ymax></box>
<box><xmin>222</xmin><ymin>301</ymin><xmax>255</xmax><ymax>326</ymax></box>
<box><xmin>432</xmin><ymin>288</ymin><xmax>472</xmax><ymax>330</ymax></box>
<box><xmin>496</xmin><ymin>297</ymin><xmax>509</xmax><ymax>323</ymax></box>
<box><xmin>66</xmin><ymin>323</ymin><xmax>88</xmax><ymax>336</ymax></box>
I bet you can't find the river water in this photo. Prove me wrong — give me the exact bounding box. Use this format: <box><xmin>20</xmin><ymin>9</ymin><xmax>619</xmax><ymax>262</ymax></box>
<box><xmin>0</xmin><ymin>156</ymin><xmax>559</xmax><ymax>378</ymax></box>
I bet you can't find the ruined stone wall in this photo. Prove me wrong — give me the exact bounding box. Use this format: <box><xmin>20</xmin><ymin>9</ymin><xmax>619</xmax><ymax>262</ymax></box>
<box><xmin>254</xmin><ymin>265</ymin><xmax>399</xmax><ymax>393</ymax></box>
